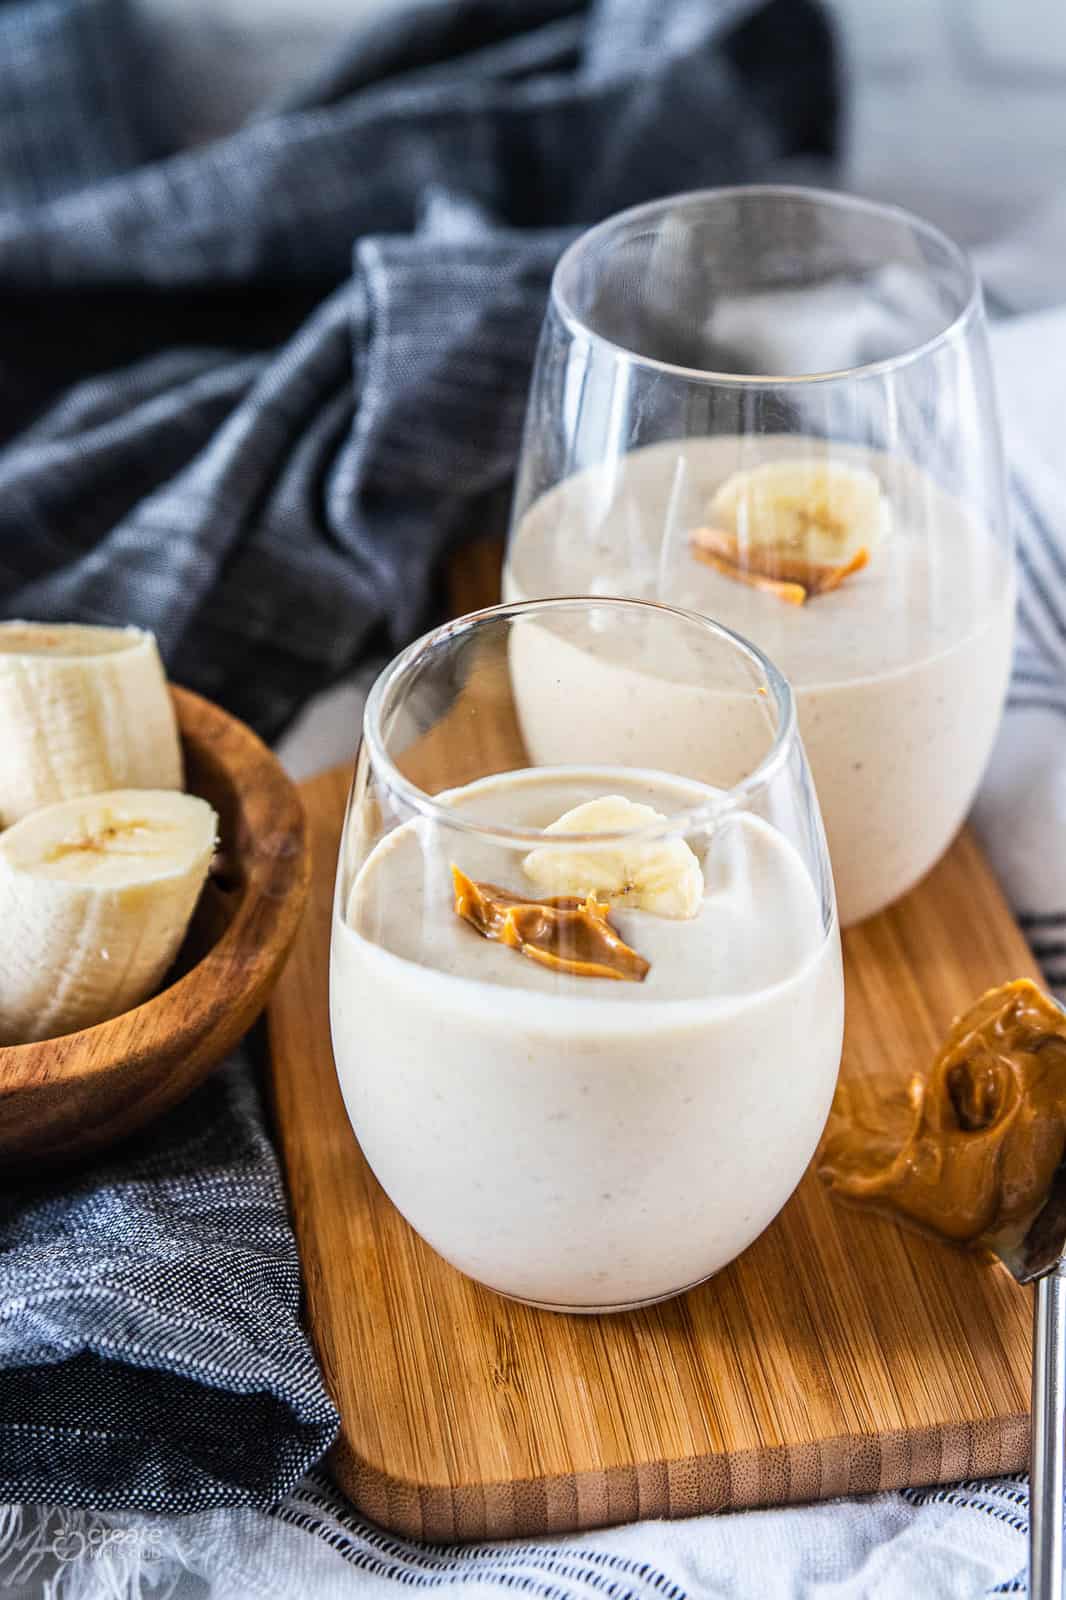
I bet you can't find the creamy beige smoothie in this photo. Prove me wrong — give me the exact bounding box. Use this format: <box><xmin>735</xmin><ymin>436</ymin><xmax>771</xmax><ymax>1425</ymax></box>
<box><xmin>504</xmin><ymin>438</ymin><xmax>1014</xmax><ymax>925</ymax></box>
<box><xmin>330</xmin><ymin>766</ymin><xmax>843</xmax><ymax>1310</ymax></box>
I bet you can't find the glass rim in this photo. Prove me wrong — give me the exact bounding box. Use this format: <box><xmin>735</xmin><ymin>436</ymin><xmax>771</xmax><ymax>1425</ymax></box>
<box><xmin>361</xmin><ymin>596</ymin><xmax>799</xmax><ymax>845</ymax></box>
<box><xmin>551</xmin><ymin>183</ymin><xmax>982</xmax><ymax>388</ymax></box>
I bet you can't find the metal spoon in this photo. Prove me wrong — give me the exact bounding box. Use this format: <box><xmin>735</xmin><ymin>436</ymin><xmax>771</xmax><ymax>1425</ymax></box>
<box><xmin>993</xmin><ymin>1157</ymin><xmax>1066</xmax><ymax>1600</ymax></box>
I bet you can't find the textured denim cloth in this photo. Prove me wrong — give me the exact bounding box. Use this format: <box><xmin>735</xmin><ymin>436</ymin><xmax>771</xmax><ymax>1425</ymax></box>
<box><xmin>0</xmin><ymin>0</ymin><xmax>839</xmax><ymax>1513</ymax></box>
<box><xmin>0</xmin><ymin>1062</ymin><xmax>339</xmax><ymax>1512</ymax></box>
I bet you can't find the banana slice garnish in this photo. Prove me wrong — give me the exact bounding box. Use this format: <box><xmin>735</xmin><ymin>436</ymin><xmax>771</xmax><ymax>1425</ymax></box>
<box><xmin>522</xmin><ymin>795</ymin><xmax>703</xmax><ymax>920</ymax></box>
<box><xmin>691</xmin><ymin>459</ymin><xmax>890</xmax><ymax>604</ymax></box>
<box><xmin>0</xmin><ymin>788</ymin><xmax>217</xmax><ymax>1044</ymax></box>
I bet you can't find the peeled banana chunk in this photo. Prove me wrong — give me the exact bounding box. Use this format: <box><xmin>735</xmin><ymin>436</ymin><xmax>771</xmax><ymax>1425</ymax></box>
<box><xmin>0</xmin><ymin>789</ymin><xmax>217</xmax><ymax>1045</ymax></box>
<box><xmin>0</xmin><ymin>621</ymin><xmax>183</xmax><ymax>826</ymax></box>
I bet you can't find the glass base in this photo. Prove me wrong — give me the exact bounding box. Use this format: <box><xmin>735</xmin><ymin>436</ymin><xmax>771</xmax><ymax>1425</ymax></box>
<box><xmin>489</xmin><ymin>1266</ymin><xmax>719</xmax><ymax>1316</ymax></box>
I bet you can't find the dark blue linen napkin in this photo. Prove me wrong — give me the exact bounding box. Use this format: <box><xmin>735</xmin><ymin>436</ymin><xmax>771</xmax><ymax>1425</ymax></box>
<box><xmin>0</xmin><ymin>0</ymin><xmax>840</xmax><ymax>1511</ymax></box>
<box><xmin>0</xmin><ymin>0</ymin><xmax>838</xmax><ymax>743</ymax></box>
<box><xmin>0</xmin><ymin>1060</ymin><xmax>339</xmax><ymax>1510</ymax></box>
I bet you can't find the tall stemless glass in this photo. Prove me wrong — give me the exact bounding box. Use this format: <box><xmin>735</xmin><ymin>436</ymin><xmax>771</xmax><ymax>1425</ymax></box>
<box><xmin>330</xmin><ymin>598</ymin><xmax>843</xmax><ymax>1313</ymax></box>
<box><xmin>504</xmin><ymin>187</ymin><xmax>1014</xmax><ymax>926</ymax></box>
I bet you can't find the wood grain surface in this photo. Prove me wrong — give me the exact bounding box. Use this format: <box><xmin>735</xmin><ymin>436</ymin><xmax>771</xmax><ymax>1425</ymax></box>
<box><xmin>0</xmin><ymin>685</ymin><xmax>310</xmax><ymax>1170</ymax></box>
<box><xmin>267</xmin><ymin>540</ymin><xmax>1042</xmax><ymax>1537</ymax></box>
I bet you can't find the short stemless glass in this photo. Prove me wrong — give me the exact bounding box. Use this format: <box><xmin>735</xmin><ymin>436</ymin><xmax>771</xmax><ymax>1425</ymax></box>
<box><xmin>329</xmin><ymin>598</ymin><xmax>843</xmax><ymax>1313</ymax></box>
<box><xmin>504</xmin><ymin>187</ymin><xmax>1014</xmax><ymax>926</ymax></box>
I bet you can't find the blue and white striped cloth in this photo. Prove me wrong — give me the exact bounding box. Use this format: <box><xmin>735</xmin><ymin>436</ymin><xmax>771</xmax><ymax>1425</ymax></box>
<box><xmin>973</xmin><ymin>306</ymin><xmax>1066</xmax><ymax>1003</ymax></box>
<box><xmin>0</xmin><ymin>1464</ymin><xmax>1036</xmax><ymax>1597</ymax></box>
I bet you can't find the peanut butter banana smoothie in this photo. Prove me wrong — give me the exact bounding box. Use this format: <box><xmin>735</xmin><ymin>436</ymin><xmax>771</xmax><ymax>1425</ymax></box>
<box><xmin>505</xmin><ymin>438</ymin><xmax>1014</xmax><ymax>925</ymax></box>
<box><xmin>331</xmin><ymin>767</ymin><xmax>842</xmax><ymax>1310</ymax></box>
<box><xmin>329</xmin><ymin>599</ymin><xmax>844</xmax><ymax>1313</ymax></box>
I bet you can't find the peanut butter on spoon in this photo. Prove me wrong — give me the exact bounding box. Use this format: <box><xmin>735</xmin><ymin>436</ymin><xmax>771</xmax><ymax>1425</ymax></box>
<box><xmin>451</xmin><ymin>867</ymin><xmax>650</xmax><ymax>982</ymax></box>
<box><xmin>819</xmin><ymin>980</ymin><xmax>1066</xmax><ymax>1251</ymax></box>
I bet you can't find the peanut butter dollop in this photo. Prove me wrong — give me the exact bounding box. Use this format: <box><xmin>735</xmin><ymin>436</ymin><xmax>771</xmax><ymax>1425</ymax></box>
<box><xmin>689</xmin><ymin>527</ymin><xmax>869</xmax><ymax>606</ymax></box>
<box><xmin>819</xmin><ymin>980</ymin><xmax>1066</xmax><ymax>1248</ymax></box>
<box><xmin>452</xmin><ymin>867</ymin><xmax>649</xmax><ymax>982</ymax></box>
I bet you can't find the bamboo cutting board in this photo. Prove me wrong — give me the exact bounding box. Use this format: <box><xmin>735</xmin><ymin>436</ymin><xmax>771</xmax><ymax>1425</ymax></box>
<box><xmin>267</xmin><ymin>540</ymin><xmax>1040</xmax><ymax>1541</ymax></box>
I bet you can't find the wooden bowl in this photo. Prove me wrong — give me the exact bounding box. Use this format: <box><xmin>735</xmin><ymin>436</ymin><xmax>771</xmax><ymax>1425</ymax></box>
<box><xmin>0</xmin><ymin>685</ymin><xmax>310</xmax><ymax>1172</ymax></box>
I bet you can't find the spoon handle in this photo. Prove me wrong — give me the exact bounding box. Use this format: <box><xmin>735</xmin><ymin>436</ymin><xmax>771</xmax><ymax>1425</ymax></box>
<box><xmin>1032</xmin><ymin>1264</ymin><xmax>1066</xmax><ymax>1600</ymax></box>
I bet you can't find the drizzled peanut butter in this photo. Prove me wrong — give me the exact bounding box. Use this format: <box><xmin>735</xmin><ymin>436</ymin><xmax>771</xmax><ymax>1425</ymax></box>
<box><xmin>690</xmin><ymin>526</ymin><xmax>870</xmax><ymax>606</ymax></box>
<box><xmin>451</xmin><ymin>867</ymin><xmax>649</xmax><ymax>982</ymax></box>
<box><xmin>819</xmin><ymin>980</ymin><xmax>1066</xmax><ymax>1249</ymax></box>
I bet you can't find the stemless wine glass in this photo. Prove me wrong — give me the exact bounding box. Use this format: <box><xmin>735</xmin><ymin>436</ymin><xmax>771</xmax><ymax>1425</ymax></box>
<box><xmin>330</xmin><ymin>597</ymin><xmax>843</xmax><ymax>1313</ymax></box>
<box><xmin>504</xmin><ymin>186</ymin><xmax>1014</xmax><ymax>926</ymax></box>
